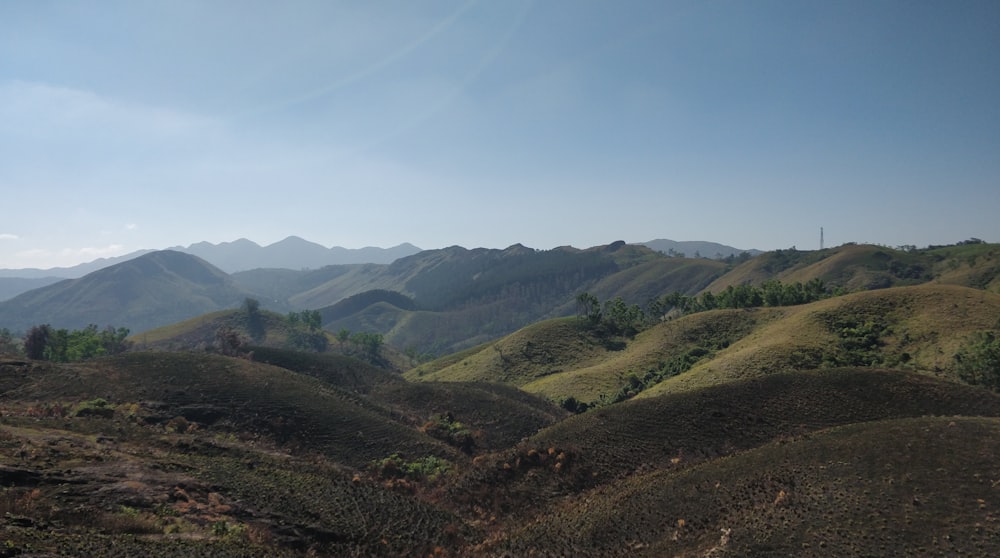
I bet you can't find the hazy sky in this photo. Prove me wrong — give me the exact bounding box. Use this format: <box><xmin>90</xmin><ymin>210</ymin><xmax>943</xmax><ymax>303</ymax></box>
<box><xmin>1</xmin><ymin>1</ymin><xmax>998</xmax><ymax>269</ymax></box>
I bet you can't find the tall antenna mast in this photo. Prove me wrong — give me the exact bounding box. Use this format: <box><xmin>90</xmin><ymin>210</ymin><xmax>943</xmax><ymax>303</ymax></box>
<box><xmin>820</xmin><ymin>227</ymin><xmax>824</xmax><ymax>250</ymax></box>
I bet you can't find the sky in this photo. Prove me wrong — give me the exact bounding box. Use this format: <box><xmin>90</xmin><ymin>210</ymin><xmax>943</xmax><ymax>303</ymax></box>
<box><xmin>1</xmin><ymin>0</ymin><xmax>998</xmax><ymax>269</ymax></box>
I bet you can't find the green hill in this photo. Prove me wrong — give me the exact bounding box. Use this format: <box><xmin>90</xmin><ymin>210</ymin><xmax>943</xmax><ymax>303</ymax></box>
<box><xmin>705</xmin><ymin>241</ymin><xmax>1000</xmax><ymax>295</ymax></box>
<box><xmin>412</xmin><ymin>283</ymin><xmax>1000</xmax><ymax>404</ymax></box>
<box><xmin>642</xmin><ymin>283</ymin><xmax>1000</xmax><ymax>398</ymax></box>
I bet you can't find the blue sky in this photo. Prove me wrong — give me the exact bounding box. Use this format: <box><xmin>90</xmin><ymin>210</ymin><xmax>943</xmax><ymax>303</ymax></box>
<box><xmin>1</xmin><ymin>0</ymin><xmax>998</xmax><ymax>269</ymax></box>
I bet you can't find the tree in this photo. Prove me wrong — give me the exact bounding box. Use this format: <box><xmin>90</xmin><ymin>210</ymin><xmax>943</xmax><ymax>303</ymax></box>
<box><xmin>575</xmin><ymin>292</ymin><xmax>602</xmax><ymax>324</ymax></box>
<box><xmin>351</xmin><ymin>331</ymin><xmax>384</xmax><ymax>362</ymax></box>
<box><xmin>0</xmin><ymin>328</ymin><xmax>20</xmax><ymax>355</ymax></box>
<box><xmin>302</xmin><ymin>310</ymin><xmax>322</xmax><ymax>331</ymax></box>
<box><xmin>241</xmin><ymin>298</ymin><xmax>265</xmax><ymax>341</ymax></box>
<box><xmin>336</xmin><ymin>328</ymin><xmax>351</xmax><ymax>345</ymax></box>
<box><xmin>24</xmin><ymin>325</ymin><xmax>51</xmax><ymax>360</ymax></box>
<box><xmin>215</xmin><ymin>327</ymin><xmax>247</xmax><ymax>357</ymax></box>
<box><xmin>602</xmin><ymin>297</ymin><xmax>644</xmax><ymax>336</ymax></box>
<box><xmin>98</xmin><ymin>325</ymin><xmax>132</xmax><ymax>355</ymax></box>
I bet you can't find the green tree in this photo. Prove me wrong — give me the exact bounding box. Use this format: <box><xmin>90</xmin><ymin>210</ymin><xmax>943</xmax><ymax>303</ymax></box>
<box><xmin>302</xmin><ymin>310</ymin><xmax>322</xmax><ymax>331</ymax></box>
<box><xmin>351</xmin><ymin>331</ymin><xmax>384</xmax><ymax>362</ymax></box>
<box><xmin>0</xmin><ymin>328</ymin><xmax>20</xmax><ymax>355</ymax></box>
<box><xmin>44</xmin><ymin>328</ymin><xmax>70</xmax><ymax>362</ymax></box>
<box><xmin>601</xmin><ymin>297</ymin><xmax>644</xmax><ymax>336</ymax></box>
<box><xmin>99</xmin><ymin>325</ymin><xmax>132</xmax><ymax>355</ymax></box>
<box><xmin>336</xmin><ymin>328</ymin><xmax>351</xmax><ymax>345</ymax></box>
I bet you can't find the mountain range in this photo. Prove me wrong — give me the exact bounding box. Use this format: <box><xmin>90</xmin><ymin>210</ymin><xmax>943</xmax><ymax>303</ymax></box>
<box><xmin>2</xmin><ymin>239</ymin><xmax>997</xmax><ymax>356</ymax></box>
<box><xmin>0</xmin><ymin>237</ymin><xmax>756</xmax><ymax>302</ymax></box>
<box><xmin>0</xmin><ymin>237</ymin><xmax>421</xmax><ymax>280</ymax></box>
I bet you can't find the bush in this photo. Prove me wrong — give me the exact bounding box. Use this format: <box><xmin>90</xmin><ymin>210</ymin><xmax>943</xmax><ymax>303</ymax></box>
<box><xmin>369</xmin><ymin>453</ymin><xmax>451</xmax><ymax>482</ymax></box>
<box><xmin>73</xmin><ymin>398</ymin><xmax>114</xmax><ymax>418</ymax></box>
<box><xmin>955</xmin><ymin>331</ymin><xmax>1000</xmax><ymax>390</ymax></box>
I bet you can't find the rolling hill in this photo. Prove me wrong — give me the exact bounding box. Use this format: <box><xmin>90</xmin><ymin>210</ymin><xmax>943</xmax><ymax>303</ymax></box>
<box><xmin>411</xmin><ymin>283</ymin><xmax>1000</xmax><ymax>403</ymax></box>
<box><xmin>642</xmin><ymin>283</ymin><xmax>1000</xmax><ymax>398</ymax></box>
<box><xmin>3</xmin><ymin>239</ymin><xmax>1000</xmax><ymax>555</ymax></box>
<box><xmin>704</xmin><ymin>241</ymin><xmax>1000</xmax><ymax>294</ymax></box>
<box><xmin>0</xmin><ymin>348</ymin><xmax>568</xmax><ymax>555</ymax></box>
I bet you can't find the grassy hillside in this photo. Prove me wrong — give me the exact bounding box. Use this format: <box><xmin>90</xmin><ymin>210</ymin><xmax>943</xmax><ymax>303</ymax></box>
<box><xmin>586</xmin><ymin>256</ymin><xmax>725</xmax><ymax>306</ymax></box>
<box><xmin>415</xmin><ymin>283</ymin><xmax>1000</xmax><ymax>404</ymax></box>
<box><xmin>925</xmin><ymin>242</ymin><xmax>1000</xmax><ymax>292</ymax></box>
<box><xmin>706</xmin><ymin>242</ymin><xmax>1000</xmax><ymax>295</ymax></box>
<box><xmin>407</xmin><ymin>317</ymin><xmax>616</xmax><ymax>387</ymax></box>
<box><xmin>643</xmin><ymin>283</ymin><xmax>1000</xmax><ymax>398</ymax></box>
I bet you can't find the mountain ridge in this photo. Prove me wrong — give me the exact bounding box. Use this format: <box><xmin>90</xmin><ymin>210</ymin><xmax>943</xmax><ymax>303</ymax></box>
<box><xmin>0</xmin><ymin>238</ymin><xmax>423</xmax><ymax>279</ymax></box>
<box><xmin>0</xmin><ymin>250</ymin><xmax>251</xmax><ymax>332</ymax></box>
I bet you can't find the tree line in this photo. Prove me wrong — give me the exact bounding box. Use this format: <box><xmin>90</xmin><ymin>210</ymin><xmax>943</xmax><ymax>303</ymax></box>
<box><xmin>577</xmin><ymin>278</ymin><xmax>839</xmax><ymax>337</ymax></box>
<box><xmin>0</xmin><ymin>324</ymin><xmax>132</xmax><ymax>362</ymax></box>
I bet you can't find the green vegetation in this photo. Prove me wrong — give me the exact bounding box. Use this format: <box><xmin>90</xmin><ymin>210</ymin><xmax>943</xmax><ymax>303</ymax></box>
<box><xmin>955</xmin><ymin>330</ymin><xmax>1000</xmax><ymax>390</ymax></box>
<box><xmin>369</xmin><ymin>453</ymin><xmax>452</xmax><ymax>482</ymax></box>
<box><xmin>420</xmin><ymin>412</ymin><xmax>475</xmax><ymax>453</ymax></box>
<box><xmin>651</xmin><ymin>277</ymin><xmax>836</xmax><ymax>316</ymax></box>
<box><xmin>22</xmin><ymin>323</ymin><xmax>131</xmax><ymax>361</ymax></box>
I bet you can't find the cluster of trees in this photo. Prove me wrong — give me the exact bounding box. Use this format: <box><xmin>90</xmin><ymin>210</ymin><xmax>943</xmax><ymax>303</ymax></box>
<box><xmin>286</xmin><ymin>310</ymin><xmax>322</xmax><ymax>331</ymax></box>
<box><xmin>576</xmin><ymin>279</ymin><xmax>837</xmax><ymax>340</ymax></box>
<box><xmin>285</xmin><ymin>309</ymin><xmax>328</xmax><ymax>352</ymax></box>
<box><xmin>575</xmin><ymin>293</ymin><xmax>646</xmax><ymax>337</ymax></box>
<box><xmin>335</xmin><ymin>328</ymin><xmax>384</xmax><ymax>362</ymax></box>
<box><xmin>955</xmin><ymin>331</ymin><xmax>1000</xmax><ymax>391</ymax></box>
<box><xmin>18</xmin><ymin>324</ymin><xmax>131</xmax><ymax>362</ymax></box>
<box><xmin>649</xmin><ymin>278</ymin><xmax>835</xmax><ymax>317</ymax></box>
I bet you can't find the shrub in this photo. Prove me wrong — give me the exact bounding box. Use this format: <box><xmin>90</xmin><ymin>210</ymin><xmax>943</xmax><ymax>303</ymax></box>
<box><xmin>954</xmin><ymin>331</ymin><xmax>1000</xmax><ymax>390</ymax></box>
<box><xmin>73</xmin><ymin>398</ymin><xmax>114</xmax><ymax>418</ymax></box>
<box><xmin>369</xmin><ymin>453</ymin><xmax>451</xmax><ymax>482</ymax></box>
